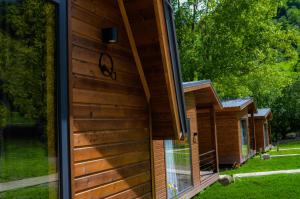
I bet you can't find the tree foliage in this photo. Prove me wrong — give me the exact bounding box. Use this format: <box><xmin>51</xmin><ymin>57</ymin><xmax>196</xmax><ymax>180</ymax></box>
<box><xmin>172</xmin><ymin>0</ymin><xmax>300</xmax><ymax>138</ymax></box>
<box><xmin>272</xmin><ymin>77</ymin><xmax>300</xmax><ymax>137</ymax></box>
<box><xmin>0</xmin><ymin>0</ymin><xmax>49</xmax><ymax>121</ymax></box>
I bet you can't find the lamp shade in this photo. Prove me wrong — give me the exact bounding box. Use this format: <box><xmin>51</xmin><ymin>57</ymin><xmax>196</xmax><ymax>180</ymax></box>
<box><xmin>102</xmin><ymin>27</ymin><xmax>118</xmax><ymax>43</ymax></box>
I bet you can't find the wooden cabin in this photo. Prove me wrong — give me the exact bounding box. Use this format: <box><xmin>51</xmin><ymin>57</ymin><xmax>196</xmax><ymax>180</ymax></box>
<box><xmin>216</xmin><ymin>98</ymin><xmax>257</xmax><ymax>165</ymax></box>
<box><xmin>69</xmin><ymin>1</ymin><xmax>190</xmax><ymax>199</ymax></box>
<box><xmin>152</xmin><ymin>80</ymin><xmax>223</xmax><ymax>199</ymax></box>
<box><xmin>252</xmin><ymin>108</ymin><xmax>273</xmax><ymax>152</ymax></box>
<box><xmin>0</xmin><ymin>0</ymin><xmax>194</xmax><ymax>199</ymax></box>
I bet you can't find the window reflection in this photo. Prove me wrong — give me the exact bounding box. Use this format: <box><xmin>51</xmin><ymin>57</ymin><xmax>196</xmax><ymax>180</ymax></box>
<box><xmin>240</xmin><ymin>119</ymin><xmax>249</xmax><ymax>160</ymax></box>
<box><xmin>165</xmin><ymin>135</ymin><xmax>192</xmax><ymax>198</ymax></box>
<box><xmin>0</xmin><ymin>0</ymin><xmax>58</xmax><ymax>198</ymax></box>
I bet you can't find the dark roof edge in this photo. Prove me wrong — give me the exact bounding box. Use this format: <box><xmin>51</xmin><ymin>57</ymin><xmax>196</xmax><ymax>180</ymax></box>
<box><xmin>163</xmin><ymin>0</ymin><xmax>188</xmax><ymax>136</ymax></box>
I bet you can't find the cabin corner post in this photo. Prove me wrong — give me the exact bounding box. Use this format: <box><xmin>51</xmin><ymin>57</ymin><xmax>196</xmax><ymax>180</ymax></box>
<box><xmin>251</xmin><ymin>111</ymin><xmax>256</xmax><ymax>152</ymax></box>
<box><xmin>210</xmin><ymin>107</ymin><xmax>219</xmax><ymax>173</ymax></box>
<box><xmin>148</xmin><ymin>101</ymin><xmax>157</xmax><ymax>199</ymax></box>
<box><xmin>66</xmin><ymin>0</ymin><xmax>75</xmax><ymax>197</ymax></box>
<box><xmin>268</xmin><ymin>123</ymin><xmax>272</xmax><ymax>145</ymax></box>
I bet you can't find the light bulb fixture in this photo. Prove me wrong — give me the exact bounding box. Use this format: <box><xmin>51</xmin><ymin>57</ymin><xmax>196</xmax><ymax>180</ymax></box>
<box><xmin>102</xmin><ymin>27</ymin><xmax>118</xmax><ymax>43</ymax></box>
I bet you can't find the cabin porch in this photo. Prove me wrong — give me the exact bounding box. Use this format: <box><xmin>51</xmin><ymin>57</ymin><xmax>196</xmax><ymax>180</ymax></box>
<box><xmin>183</xmin><ymin>80</ymin><xmax>223</xmax><ymax>192</ymax></box>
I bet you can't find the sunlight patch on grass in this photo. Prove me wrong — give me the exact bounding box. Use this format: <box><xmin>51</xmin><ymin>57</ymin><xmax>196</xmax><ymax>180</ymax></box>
<box><xmin>269</xmin><ymin>149</ymin><xmax>300</xmax><ymax>155</ymax></box>
<box><xmin>221</xmin><ymin>155</ymin><xmax>300</xmax><ymax>175</ymax></box>
<box><xmin>277</xmin><ymin>140</ymin><xmax>300</xmax><ymax>149</ymax></box>
<box><xmin>196</xmin><ymin>174</ymin><xmax>300</xmax><ymax>199</ymax></box>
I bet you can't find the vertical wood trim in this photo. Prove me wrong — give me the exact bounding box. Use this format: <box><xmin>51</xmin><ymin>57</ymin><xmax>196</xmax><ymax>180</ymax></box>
<box><xmin>118</xmin><ymin>0</ymin><xmax>151</xmax><ymax>102</ymax></box>
<box><xmin>67</xmin><ymin>0</ymin><xmax>75</xmax><ymax>197</ymax></box>
<box><xmin>251</xmin><ymin>112</ymin><xmax>256</xmax><ymax>151</ymax></box>
<box><xmin>210</xmin><ymin>108</ymin><xmax>219</xmax><ymax>173</ymax></box>
<box><xmin>148</xmin><ymin>102</ymin><xmax>156</xmax><ymax>199</ymax></box>
<box><xmin>246</xmin><ymin>117</ymin><xmax>250</xmax><ymax>158</ymax></box>
<box><xmin>153</xmin><ymin>0</ymin><xmax>181</xmax><ymax>139</ymax></box>
<box><xmin>268</xmin><ymin>121</ymin><xmax>272</xmax><ymax>145</ymax></box>
<box><xmin>163</xmin><ymin>141</ymin><xmax>168</xmax><ymax>199</ymax></box>
<box><xmin>237</xmin><ymin>118</ymin><xmax>242</xmax><ymax>163</ymax></box>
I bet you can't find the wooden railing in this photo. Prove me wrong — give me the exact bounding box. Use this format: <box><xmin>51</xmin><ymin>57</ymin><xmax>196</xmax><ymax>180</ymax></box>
<box><xmin>199</xmin><ymin>150</ymin><xmax>217</xmax><ymax>177</ymax></box>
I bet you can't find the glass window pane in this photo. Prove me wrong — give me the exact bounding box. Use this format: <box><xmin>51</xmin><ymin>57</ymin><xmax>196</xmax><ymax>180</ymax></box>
<box><xmin>0</xmin><ymin>1</ymin><xmax>58</xmax><ymax>198</ymax></box>
<box><xmin>240</xmin><ymin>119</ymin><xmax>249</xmax><ymax>160</ymax></box>
<box><xmin>165</xmin><ymin>135</ymin><xmax>192</xmax><ymax>198</ymax></box>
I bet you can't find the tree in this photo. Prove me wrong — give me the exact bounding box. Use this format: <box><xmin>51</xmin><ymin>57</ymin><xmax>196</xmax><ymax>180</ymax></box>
<box><xmin>272</xmin><ymin>77</ymin><xmax>300</xmax><ymax>138</ymax></box>
<box><xmin>172</xmin><ymin>0</ymin><xmax>300</xmax><ymax>137</ymax></box>
<box><xmin>200</xmin><ymin>0</ymin><xmax>297</xmax><ymax>80</ymax></box>
<box><xmin>0</xmin><ymin>0</ymin><xmax>49</xmax><ymax>121</ymax></box>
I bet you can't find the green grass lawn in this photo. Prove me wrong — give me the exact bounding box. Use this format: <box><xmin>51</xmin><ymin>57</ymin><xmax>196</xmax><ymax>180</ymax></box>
<box><xmin>269</xmin><ymin>149</ymin><xmax>300</xmax><ymax>155</ymax></box>
<box><xmin>268</xmin><ymin>140</ymin><xmax>300</xmax><ymax>155</ymax></box>
<box><xmin>195</xmin><ymin>174</ymin><xmax>300</xmax><ymax>199</ymax></box>
<box><xmin>0</xmin><ymin>138</ymin><xmax>55</xmax><ymax>183</ymax></box>
<box><xmin>275</xmin><ymin>140</ymin><xmax>300</xmax><ymax>149</ymax></box>
<box><xmin>0</xmin><ymin>183</ymin><xmax>58</xmax><ymax>199</ymax></box>
<box><xmin>221</xmin><ymin>155</ymin><xmax>300</xmax><ymax>175</ymax></box>
<box><xmin>221</xmin><ymin>140</ymin><xmax>300</xmax><ymax>175</ymax></box>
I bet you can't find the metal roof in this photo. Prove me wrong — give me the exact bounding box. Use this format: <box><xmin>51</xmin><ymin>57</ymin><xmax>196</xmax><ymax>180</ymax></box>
<box><xmin>182</xmin><ymin>80</ymin><xmax>211</xmax><ymax>89</ymax></box>
<box><xmin>222</xmin><ymin>98</ymin><xmax>252</xmax><ymax>108</ymax></box>
<box><xmin>254</xmin><ymin>108</ymin><xmax>272</xmax><ymax>117</ymax></box>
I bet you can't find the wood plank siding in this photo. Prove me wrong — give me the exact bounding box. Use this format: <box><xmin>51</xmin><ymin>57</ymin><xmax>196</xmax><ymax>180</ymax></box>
<box><xmin>68</xmin><ymin>0</ymin><xmax>187</xmax><ymax>198</ymax></box>
<box><xmin>197</xmin><ymin>109</ymin><xmax>214</xmax><ymax>155</ymax></box>
<box><xmin>216</xmin><ymin>111</ymin><xmax>246</xmax><ymax>165</ymax></box>
<box><xmin>254</xmin><ymin>119</ymin><xmax>266</xmax><ymax>152</ymax></box>
<box><xmin>216</xmin><ymin>99</ymin><xmax>257</xmax><ymax>165</ymax></box>
<box><xmin>69</xmin><ymin>1</ymin><xmax>152</xmax><ymax>198</ymax></box>
<box><xmin>251</xmin><ymin>109</ymin><xmax>272</xmax><ymax>152</ymax></box>
<box><xmin>125</xmin><ymin>0</ymin><xmax>182</xmax><ymax>139</ymax></box>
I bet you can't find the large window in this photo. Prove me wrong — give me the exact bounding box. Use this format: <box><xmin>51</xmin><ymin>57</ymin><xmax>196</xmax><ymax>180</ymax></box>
<box><xmin>0</xmin><ymin>1</ymin><xmax>60</xmax><ymax>198</ymax></box>
<box><xmin>240</xmin><ymin>119</ymin><xmax>249</xmax><ymax>161</ymax></box>
<box><xmin>165</xmin><ymin>129</ymin><xmax>192</xmax><ymax>198</ymax></box>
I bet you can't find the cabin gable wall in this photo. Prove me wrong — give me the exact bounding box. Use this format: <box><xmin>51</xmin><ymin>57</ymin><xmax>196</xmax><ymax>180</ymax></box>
<box><xmin>197</xmin><ymin>110</ymin><xmax>213</xmax><ymax>155</ymax></box>
<box><xmin>216</xmin><ymin>111</ymin><xmax>240</xmax><ymax>165</ymax></box>
<box><xmin>255</xmin><ymin>118</ymin><xmax>267</xmax><ymax>152</ymax></box>
<box><xmin>69</xmin><ymin>1</ymin><xmax>152</xmax><ymax>198</ymax></box>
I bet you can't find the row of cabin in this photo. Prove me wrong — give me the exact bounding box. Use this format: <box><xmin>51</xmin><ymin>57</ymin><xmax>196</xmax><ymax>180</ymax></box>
<box><xmin>66</xmin><ymin>0</ymin><xmax>273</xmax><ymax>198</ymax></box>
<box><xmin>151</xmin><ymin>80</ymin><xmax>273</xmax><ymax>198</ymax></box>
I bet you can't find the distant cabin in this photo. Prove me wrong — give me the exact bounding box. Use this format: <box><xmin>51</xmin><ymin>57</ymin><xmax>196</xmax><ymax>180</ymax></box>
<box><xmin>216</xmin><ymin>98</ymin><xmax>257</xmax><ymax>165</ymax></box>
<box><xmin>152</xmin><ymin>80</ymin><xmax>224</xmax><ymax>199</ymax></box>
<box><xmin>252</xmin><ymin>108</ymin><xmax>272</xmax><ymax>152</ymax></box>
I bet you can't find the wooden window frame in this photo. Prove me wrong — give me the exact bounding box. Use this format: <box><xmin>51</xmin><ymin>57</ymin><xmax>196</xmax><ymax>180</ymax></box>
<box><xmin>51</xmin><ymin>0</ymin><xmax>71</xmax><ymax>198</ymax></box>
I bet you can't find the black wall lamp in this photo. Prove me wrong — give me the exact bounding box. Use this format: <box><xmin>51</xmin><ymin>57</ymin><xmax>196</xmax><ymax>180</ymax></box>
<box><xmin>102</xmin><ymin>27</ymin><xmax>118</xmax><ymax>43</ymax></box>
<box><xmin>99</xmin><ymin>27</ymin><xmax>118</xmax><ymax>80</ymax></box>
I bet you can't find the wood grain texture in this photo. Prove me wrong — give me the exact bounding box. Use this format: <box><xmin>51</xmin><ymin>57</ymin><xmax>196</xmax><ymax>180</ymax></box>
<box><xmin>69</xmin><ymin>0</ymin><xmax>152</xmax><ymax>198</ymax></box>
<box><xmin>216</xmin><ymin>108</ymin><xmax>253</xmax><ymax>165</ymax></box>
<box><xmin>253</xmin><ymin>117</ymin><xmax>271</xmax><ymax>152</ymax></box>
